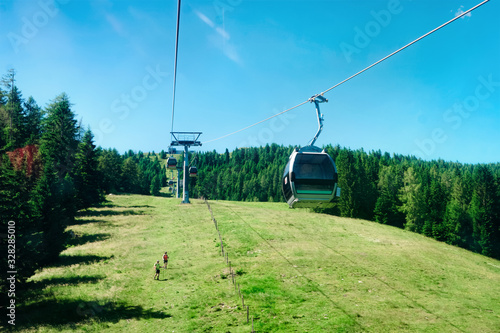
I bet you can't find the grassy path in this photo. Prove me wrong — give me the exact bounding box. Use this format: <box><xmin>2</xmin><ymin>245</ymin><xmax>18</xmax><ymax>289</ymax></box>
<box><xmin>13</xmin><ymin>194</ymin><xmax>500</xmax><ymax>332</ymax></box>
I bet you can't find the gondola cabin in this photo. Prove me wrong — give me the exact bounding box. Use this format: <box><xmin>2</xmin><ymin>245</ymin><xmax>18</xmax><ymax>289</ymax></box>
<box><xmin>282</xmin><ymin>146</ymin><xmax>340</xmax><ymax>208</ymax></box>
<box><xmin>189</xmin><ymin>166</ymin><xmax>198</xmax><ymax>177</ymax></box>
<box><xmin>166</xmin><ymin>157</ymin><xmax>177</xmax><ymax>170</ymax></box>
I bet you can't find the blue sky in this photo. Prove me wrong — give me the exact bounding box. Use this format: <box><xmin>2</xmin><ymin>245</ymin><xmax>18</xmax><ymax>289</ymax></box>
<box><xmin>1</xmin><ymin>0</ymin><xmax>499</xmax><ymax>163</ymax></box>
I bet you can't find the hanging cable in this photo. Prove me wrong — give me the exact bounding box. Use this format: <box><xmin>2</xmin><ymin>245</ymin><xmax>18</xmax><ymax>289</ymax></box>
<box><xmin>170</xmin><ymin>0</ymin><xmax>181</xmax><ymax>141</ymax></box>
<box><xmin>319</xmin><ymin>0</ymin><xmax>490</xmax><ymax>96</ymax></box>
<box><xmin>202</xmin><ymin>0</ymin><xmax>490</xmax><ymax>145</ymax></box>
<box><xmin>203</xmin><ymin>100</ymin><xmax>309</xmax><ymax>144</ymax></box>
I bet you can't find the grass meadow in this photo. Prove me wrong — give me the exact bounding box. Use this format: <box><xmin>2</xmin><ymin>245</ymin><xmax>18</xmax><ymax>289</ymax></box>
<box><xmin>10</xmin><ymin>194</ymin><xmax>500</xmax><ymax>332</ymax></box>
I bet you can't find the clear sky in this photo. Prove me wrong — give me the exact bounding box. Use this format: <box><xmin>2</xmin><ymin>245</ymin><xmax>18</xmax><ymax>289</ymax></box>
<box><xmin>1</xmin><ymin>0</ymin><xmax>499</xmax><ymax>163</ymax></box>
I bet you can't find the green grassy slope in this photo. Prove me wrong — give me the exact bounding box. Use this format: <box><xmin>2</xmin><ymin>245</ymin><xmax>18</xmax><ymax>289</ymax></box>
<box><xmin>13</xmin><ymin>194</ymin><xmax>499</xmax><ymax>332</ymax></box>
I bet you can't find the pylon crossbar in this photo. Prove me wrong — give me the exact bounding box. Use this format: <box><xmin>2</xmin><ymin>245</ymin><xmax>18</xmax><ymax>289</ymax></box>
<box><xmin>170</xmin><ymin>132</ymin><xmax>202</xmax><ymax>147</ymax></box>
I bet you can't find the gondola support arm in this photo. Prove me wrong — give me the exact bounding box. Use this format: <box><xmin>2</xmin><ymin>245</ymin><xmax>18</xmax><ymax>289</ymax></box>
<box><xmin>308</xmin><ymin>94</ymin><xmax>328</xmax><ymax>147</ymax></box>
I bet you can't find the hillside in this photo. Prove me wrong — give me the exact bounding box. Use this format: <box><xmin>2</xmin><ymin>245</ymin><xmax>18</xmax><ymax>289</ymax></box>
<box><xmin>13</xmin><ymin>194</ymin><xmax>500</xmax><ymax>332</ymax></box>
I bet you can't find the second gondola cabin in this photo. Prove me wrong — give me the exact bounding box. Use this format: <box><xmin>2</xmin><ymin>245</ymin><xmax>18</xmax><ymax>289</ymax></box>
<box><xmin>189</xmin><ymin>166</ymin><xmax>198</xmax><ymax>177</ymax></box>
<box><xmin>282</xmin><ymin>146</ymin><xmax>340</xmax><ymax>209</ymax></box>
<box><xmin>166</xmin><ymin>157</ymin><xmax>177</xmax><ymax>170</ymax></box>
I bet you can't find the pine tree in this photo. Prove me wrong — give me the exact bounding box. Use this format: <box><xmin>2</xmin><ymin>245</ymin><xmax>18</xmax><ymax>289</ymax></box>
<box><xmin>74</xmin><ymin>129</ymin><xmax>104</xmax><ymax>209</ymax></box>
<box><xmin>336</xmin><ymin>149</ymin><xmax>357</xmax><ymax>217</ymax></box>
<box><xmin>40</xmin><ymin>93</ymin><xmax>79</xmax><ymax>180</ymax></box>
<box><xmin>443</xmin><ymin>171</ymin><xmax>473</xmax><ymax>248</ymax></box>
<box><xmin>427</xmin><ymin>167</ymin><xmax>448</xmax><ymax>241</ymax></box>
<box><xmin>31</xmin><ymin>159</ymin><xmax>71</xmax><ymax>264</ymax></box>
<box><xmin>121</xmin><ymin>157</ymin><xmax>141</xmax><ymax>193</ymax></box>
<box><xmin>1</xmin><ymin>70</ymin><xmax>26</xmax><ymax>151</ymax></box>
<box><xmin>470</xmin><ymin>165</ymin><xmax>500</xmax><ymax>258</ymax></box>
<box><xmin>150</xmin><ymin>175</ymin><xmax>161</xmax><ymax>196</ymax></box>
<box><xmin>0</xmin><ymin>154</ymin><xmax>40</xmax><ymax>283</ymax></box>
<box><xmin>374</xmin><ymin>165</ymin><xmax>405</xmax><ymax>228</ymax></box>
<box><xmin>355</xmin><ymin>151</ymin><xmax>377</xmax><ymax>220</ymax></box>
<box><xmin>23</xmin><ymin>96</ymin><xmax>43</xmax><ymax>145</ymax></box>
<box><xmin>98</xmin><ymin>148</ymin><xmax>123</xmax><ymax>193</ymax></box>
<box><xmin>399</xmin><ymin>167</ymin><xmax>426</xmax><ymax>232</ymax></box>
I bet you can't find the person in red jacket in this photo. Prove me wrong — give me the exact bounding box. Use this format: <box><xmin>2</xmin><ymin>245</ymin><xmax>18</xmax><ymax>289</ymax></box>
<box><xmin>163</xmin><ymin>252</ymin><xmax>169</xmax><ymax>269</ymax></box>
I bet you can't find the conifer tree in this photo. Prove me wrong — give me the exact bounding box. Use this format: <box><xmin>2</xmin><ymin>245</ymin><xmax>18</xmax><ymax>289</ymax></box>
<box><xmin>40</xmin><ymin>93</ymin><xmax>79</xmax><ymax>180</ymax></box>
<box><xmin>399</xmin><ymin>167</ymin><xmax>426</xmax><ymax>232</ymax></box>
<box><xmin>443</xmin><ymin>171</ymin><xmax>473</xmax><ymax>248</ymax></box>
<box><xmin>1</xmin><ymin>70</ymin><xmax>26</xmax><ymax>151</ymax></box>
<box><xmin>23</xmin><ymin>96</ymin><xmax>43</xmax><ymax>146</ymax></box>
<box><xmin>470</xmin><ymin>165</ymin><xmax>500</xmax><ymax>258</ymax></box>
<box><xmin>374</xmin><ymin>165</ymin><xmax>405</xmax><ymax>227</ymax></box>
<box><xmin>150</xmin><ymin>174</ymin><xmax>161</xmax><ymax>196</ymax></box>
<box><xmin>0</xmin><ymin>154</ymin><xmax>40</xmax><ymax>283</ymax></box>
<box><xmin>336</xmin><ymin>149</ymin><xmax>358</xmax><ymax>217</ymax></box>
<box><xmin>30</xmin><ymin>159</ymin><xmax>69</xmax><ymax>264</ymax></box>
<box><xmin>121</xmin><ymin>157</ymin><xmax>141</xmax><ymax>193</ymax></box>
<box><xmin>74</xmin><ymin>129</ymin><xmax>104</xmax><ymax>209</ymax></box>
<box><xmin>98</xmin><ymin>148</ymin><xmax>123</xmax><ymax>193</ymax></box>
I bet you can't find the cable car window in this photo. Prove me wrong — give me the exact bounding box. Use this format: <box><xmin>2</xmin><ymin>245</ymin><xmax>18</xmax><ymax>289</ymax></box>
<box><xmin>294</xmin><ymin>154</ymin><xmax>335</xmax><ymax>194</ymax></box>
<box><xmin>294</xmin><ymin>154</ymin><xmax>335</xmax><ymax>180</ymax></box>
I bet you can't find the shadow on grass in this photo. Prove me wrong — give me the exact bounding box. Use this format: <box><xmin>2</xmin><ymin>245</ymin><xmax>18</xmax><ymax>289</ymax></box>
<box><xmin>18</xmin><ymin>275</ymin><xmax>106</xmax><ymax>298</ymax></box>
<box><xmin>66</xmin><ymin>233</ymin><xmax>111</xmax><ymax>247</ymax></box>
<box><xmin>48</xmin><ymin>254</ymin><xmax>114</xmax><ymax>268</ymax></box>
<box><xmin>70</xmin><ymin>218</ymin><xmax>107</xmax><ymax>226</ymax></box>
<box><xmin>31</xmin><ymin>275</ymin><xmax>105</xmax><ymax>289</ymax></box>
<box><xmin>99</xmin><ymin>203</ymin><xmax>155</xmax><ymax>208</ymax></box>
<box><xmin>16</xmin><ymin>298</ymin><xmax>171</xmax><ymax>330</ymax></box>
<box><xmin>76</xmin><ymin>209</ymin><xmax>146</xmax><ymax>218</ymax></box>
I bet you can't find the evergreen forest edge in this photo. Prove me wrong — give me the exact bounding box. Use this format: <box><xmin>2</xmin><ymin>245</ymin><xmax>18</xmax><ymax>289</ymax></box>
<box><xmin>1</xmin><ymin>70</ymin><xmax>499</xmax><ymax>303</ymax></box>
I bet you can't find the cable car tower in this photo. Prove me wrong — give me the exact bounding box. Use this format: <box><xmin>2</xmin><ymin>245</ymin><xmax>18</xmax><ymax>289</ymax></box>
<box><xmin>170</xmin><ymin>132</ymin><xmax>202</xmax><ymax>204</ymax></box>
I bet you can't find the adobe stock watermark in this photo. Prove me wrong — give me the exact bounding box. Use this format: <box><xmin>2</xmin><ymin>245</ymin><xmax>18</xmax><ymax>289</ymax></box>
<box><xmin>339</xmin><ymin>0</ymin><xmax>406</xmax><ymax>63</ymax></box>
<box><xmin>213</xmin><ymin>0</ymin><xmax>243</xmax><ymax>24</ymax></box>
<box><xmin>6</xmin><ymin>221</ymin><xmax>17</xmax><ymax>326</ymax></box>
<box><xmin>194</xmin><ymin>0</ymin><xmax>243</xmax><ymax>64</ymax></box>
<box><xmin>93</xmin><ymin>65</ymin><xmax>169</xmax><ymax>146</ymax></box>
<box><xmin>238</xmin><ymin>109</ymin><xmax>296</xmax><ymax>148</ymax></box>
<box><xmin>196</xmin><ymin>0</ymin><xmax>243</xmax><ymax>34</ymax></box>
<box><xmin>7</xmin><ymin>0</ymin><xmax>70</xmax><ymax>54</ymax></box>
<box><xmin>412</xmin><ymin>74</ymin><xmax>499</xmax><ymax>158</ymax></box>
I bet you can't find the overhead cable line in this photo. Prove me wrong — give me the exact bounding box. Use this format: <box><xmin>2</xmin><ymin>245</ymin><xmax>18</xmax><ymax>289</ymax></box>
<box><xmin>203</xmin><ymin>100</ymin><xmax>309</xmax><ymax>144</ymax></box>
<box><xmin>170</xmin><ymin>0</ymin><xmax>181</xmax><ymax>140</ymax></box>
<box><xmin>202</xmin><ymin>0</ymin><xmax>490</xmax><ymax>145</ymax></box>
<box><xmin>319</xmin><ymin>0</ymin><xmax>490</xmax><ymax>96</ymax></box>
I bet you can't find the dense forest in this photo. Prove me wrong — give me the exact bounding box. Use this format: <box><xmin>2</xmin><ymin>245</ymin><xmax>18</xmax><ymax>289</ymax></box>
<box><xmin>0</xmin><ymin>70</ymin><xmax>167</xmax><ymax>296</ymax></box>
<box><xmin>1</xmin><ymin>68</ymin><xmax>499</xmax><ymax>301</ymax></box>
<box><xmin>190</xmin><ymin>145</ymin><xmax>500</xmax><ymax>260</ymax></box>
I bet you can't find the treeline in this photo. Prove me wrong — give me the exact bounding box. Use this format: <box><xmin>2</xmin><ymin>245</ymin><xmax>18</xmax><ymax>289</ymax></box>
<box><xmin>100</xmin><ymin>149</ymin><xmax>168</xmax><ymax>196</ymax></box>
<box><xmin>190</xmin><ymin>144</ymin><xmax>500</xmax><ymax>260</ymax></box>
<box><xmin>191</xmin><ymin>145</ymin><xmax>292</xmax><ymax>202</ymax></box>
<box><xmin>0</xmin><ymin>70</ymin><xmax>167</xmax><ymax>294</ymax></box>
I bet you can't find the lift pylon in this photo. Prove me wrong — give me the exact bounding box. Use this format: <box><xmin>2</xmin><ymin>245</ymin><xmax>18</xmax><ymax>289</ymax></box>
<box><xmin>170</xmin><ymin>132</ymin><xmax>202</xmax><ymax>204</ymax></box>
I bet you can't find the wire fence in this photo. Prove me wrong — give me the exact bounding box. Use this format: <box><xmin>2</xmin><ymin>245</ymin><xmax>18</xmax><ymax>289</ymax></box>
<box><xmin>203</xmin><ymin>198</ymin><xmax>254</xmax><ymax>332</ymax></box>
